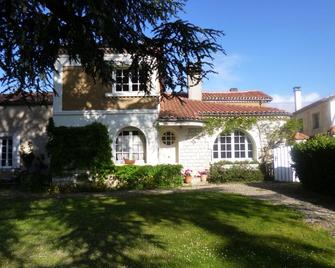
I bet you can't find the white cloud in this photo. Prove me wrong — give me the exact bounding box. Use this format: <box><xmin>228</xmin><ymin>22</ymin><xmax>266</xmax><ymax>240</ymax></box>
<box><xmin>204</xmin><ymin>53</ymin><xmax>243</xmax><ymax>89</ymax></box>
<box><xmin>271</xmin><ymin>92</ymin><xmax>322</xmax><ymax>113</ymax></box>
<box><xmin>272</xmin><ymin>92</ymin><xmax>321</xmax><ymax>103</ymax></box>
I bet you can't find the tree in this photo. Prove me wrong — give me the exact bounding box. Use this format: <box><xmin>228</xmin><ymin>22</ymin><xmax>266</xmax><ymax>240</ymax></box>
<box><xmin>0</xmin><ymin>0</ymin><xmax>224</xmax><ymax>97</ymax></box>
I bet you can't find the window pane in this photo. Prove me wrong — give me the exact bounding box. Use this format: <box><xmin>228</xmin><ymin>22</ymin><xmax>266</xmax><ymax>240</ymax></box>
<box><xmin>213</xmin><ymin>152</ymin><xmax>218</xmax><ymax>158</ymax></box>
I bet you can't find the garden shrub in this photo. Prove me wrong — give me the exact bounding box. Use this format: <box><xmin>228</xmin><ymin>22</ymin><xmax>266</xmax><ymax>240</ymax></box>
<box><xmin>47</xmin><ymin>119</ymin><xmax>114</xmax><ymax>179</ymax></box>
<box><xmin>208</xmin><ymin>161</ymin><xmax>264</xmax><ymax>183</ymax></box>
<box><xmin>291</xmin><ymin>135</ymin><xmax>335</xmax><ymax>195</ymax></box>
<box><xmin>114</xmin><ymin>164</ymin><xmax>183</xmax><ymax>189</ymax></box>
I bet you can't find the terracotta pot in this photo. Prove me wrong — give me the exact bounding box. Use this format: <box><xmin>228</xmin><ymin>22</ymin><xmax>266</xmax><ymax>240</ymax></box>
<box><xmin>184</xmin><ymin>175</ymin><xmax>192</xmax><ymax>184</ymax></box>
<box><xmin>124</xmin><ymin>159</ymin><xmax>135</xmax><ymax>165</ymax></box>
<box><xmin>200</xmin><ymin>174</ymin><xmax>208</xmax><ymax>182</ymax></box>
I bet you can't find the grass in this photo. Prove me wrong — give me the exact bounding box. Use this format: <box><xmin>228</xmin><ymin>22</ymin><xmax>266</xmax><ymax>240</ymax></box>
<box><xmin>0</xmin><ymin>191</ymin><xmax>334</xmax><ymax>267</ymax></box>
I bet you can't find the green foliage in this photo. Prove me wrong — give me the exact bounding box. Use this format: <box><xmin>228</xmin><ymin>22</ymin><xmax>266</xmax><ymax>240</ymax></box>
<box><xmin>291</xmin><ymin>135</ymin><xmax>335</xmax><ymax>195</ymax></box>
<box><xmin>47</xmin><ymin>119</ymin><xmax>114</xmax><ymax>179</ymax></box>
<box><xmin>204</xmin><ymin>116</ymin><xmax>257</xmax><ymax>135</ymax></box>
<box><xmin>208</xmin><ymin>161</ymin><xmax>264</xmax><ymax>183</ymax></box>
<box><xmin>1</xmin><ymin>0</ymin><xmax>223</xmax><ymax>96</ymax></box>
<box><xmin>114</xmin><ymin>164</ymin><xmax>183</xmax><ymax>189</ymax></box>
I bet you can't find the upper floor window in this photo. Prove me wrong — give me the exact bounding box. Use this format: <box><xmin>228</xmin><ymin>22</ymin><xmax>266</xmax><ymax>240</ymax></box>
<box><xmin>114</xmin><ymin>68</ymin><xmax>147</xmax><ymax>94</ymax></box>
<box><xmin>0</xmin><ymin>137</ymin><xmax>13</xmax><ymax>168</ymax></box>
<box><xmin>312</xmin><ymin>113</ymin><xmax>320</xmax><ymax>129</ymax></box>
<box><xmin>213</xmin><ymin>130</ymin><xmax>253</xmax><ymax>161</ymax></box>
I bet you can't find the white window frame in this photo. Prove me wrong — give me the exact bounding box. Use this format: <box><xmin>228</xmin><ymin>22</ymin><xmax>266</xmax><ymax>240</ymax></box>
<box><xmin>105</xmin><ymin>66</ymin><xmax>147</xmax><ymax>97</ymax></box>
<box><xmin>212</xmin><ymin>130</ymin><xmax>253</xmax><ymax>161</ymax></box>
<box><xmin>115</xmin><ymin>129</ymin><xmax>146</xmax><ymax>164</ymax></box>
<box><xmin>0</xmin><ymin>136</ymin><xmax>13</xmax><ymax>168</ymax></box>
<box><xmin>161</xmin><ymin>131</ymin><xmax>176</xmax><ymax>146</ymax></box>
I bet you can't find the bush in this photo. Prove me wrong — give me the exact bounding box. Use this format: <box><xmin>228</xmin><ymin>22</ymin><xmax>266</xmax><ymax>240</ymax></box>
<box><xmin>208</xmin><ymin>161</ymin><xmax>264</xmax><ymax>183</ymax></box>
<box><xmin>114</xmin><ymin>164</ymin><xmax>183</xmax><ymax>189</ymax></box>
<box><xmin>47</xmin><ymin>119</ymin><xmax>114</xmax><ymax>179</ymax></box>
<box><xmin>291</xmin><ymin>135</ymin><xmax>335</xmax><ymax>195</ymax></box>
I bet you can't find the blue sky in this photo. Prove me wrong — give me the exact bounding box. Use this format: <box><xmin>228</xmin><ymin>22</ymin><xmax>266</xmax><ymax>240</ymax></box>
<box><xmin>180</xmin><ymin>0</ymin><xmax>335</xmax><ymax>108</ymax></box>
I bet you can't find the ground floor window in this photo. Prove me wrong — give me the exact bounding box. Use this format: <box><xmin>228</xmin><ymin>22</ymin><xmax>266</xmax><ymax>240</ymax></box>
<box><xmin>213</xmin><ymin>130</ymin><xmax>253</xmax><ymax>160</ymax></box>
<box><xmin>0</xmin><ymin>137</ymin><xmax>13</xmax><ymax>167</ymax></box>
<box><xmin>116</xmin><ymin>128</ymin><xmax>146</xmax><ymax>163</ymax></box>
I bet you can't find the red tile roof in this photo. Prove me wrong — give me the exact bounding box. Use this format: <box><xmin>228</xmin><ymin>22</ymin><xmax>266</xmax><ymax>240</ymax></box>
<box><xmin>202</xmin><ymin>90</ymin><xmax>272</xmax><ymax>102</ymax></box>
<box><xmin>0</xmin><ymin>93</ymin><xmax>53</xmax><ymax>105</ymax></box>
<box><xmin>159</xmin><ymin>97</ymin><xmax>289</xmax><ymax>120</ymax></box>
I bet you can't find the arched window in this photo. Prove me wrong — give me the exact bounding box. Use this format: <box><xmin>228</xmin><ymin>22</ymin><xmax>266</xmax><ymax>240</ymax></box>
<box><xmin>213</xmin><ymin>130</ymin><xmax>253</xmax><ymax>160</ymax></box>
<box><xmin>115</xmin><ymin>128</ymin><xmax>146</xmax><ymax>163</ymax></box>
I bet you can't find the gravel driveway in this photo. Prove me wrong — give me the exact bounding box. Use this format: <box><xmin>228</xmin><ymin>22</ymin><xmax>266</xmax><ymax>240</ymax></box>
<box><xmin>182</xmin><ymin>182</ymin><xmax>335</xmax><ymax>237</ymax></box>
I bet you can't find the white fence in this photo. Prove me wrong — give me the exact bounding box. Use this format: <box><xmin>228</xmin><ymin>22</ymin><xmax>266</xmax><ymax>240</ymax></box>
<box><xmin>273</xmin><ymin>145</ymin><xmax>299</xmax><ymax>182</ymax></box>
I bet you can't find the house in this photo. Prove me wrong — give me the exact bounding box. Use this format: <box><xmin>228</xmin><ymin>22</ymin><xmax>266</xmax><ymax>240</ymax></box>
<box><xmin>0</xmin><ymin>94</ymin><xmax>52</xmax><ymax>175</ymax></box>
<box><xmin>292</xmin><ymin>87</ymin><xmax>335</xmax><ymax>136</ymax></box>
<box><xmin>53</xmin><ymin>53</ymin><xmax>289</xmax><ymax>173</ymax></box>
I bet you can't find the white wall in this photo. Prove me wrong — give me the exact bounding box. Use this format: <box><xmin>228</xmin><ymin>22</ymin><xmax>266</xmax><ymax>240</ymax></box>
<box><xmin>0</xmin><ymin>105</ymin><xmax>52</xmax><ymax>168</ymax></box>
<box><xmin>54</xmin><ymin>111</ymin><xmax>160</xmax><ymax>165</ymax></box>
<box><xmin>158</xmin><ymin>119</ymin><xmax>285</xmax><ymax>173</ymax></box>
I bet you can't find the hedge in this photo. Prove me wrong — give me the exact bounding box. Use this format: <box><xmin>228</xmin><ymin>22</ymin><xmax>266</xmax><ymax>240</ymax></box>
<box><xmin>114</xmin><ymin>164</ymin><xmax>183</xmax><ymax>189</ymax></box>
<box><xmin>208</xmin><ymin>161</ymin><xmax>264</xmax><ymax>183</ymax></box>
<box><xmin>291</xmin><ymin>135</ymin><xmax>335</xmax><ymax>195</ymax></box>
<box><xmin>46</xmin><ymin>119</ymin><xmax>114</xmax><ymax>178</ymax></box>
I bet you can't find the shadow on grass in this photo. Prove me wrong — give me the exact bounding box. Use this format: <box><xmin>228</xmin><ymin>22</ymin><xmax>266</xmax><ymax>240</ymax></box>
<box><xmin>0</xmin><ymin>191</ymin><xmax>334</xmax><ymax>267</ymax></box>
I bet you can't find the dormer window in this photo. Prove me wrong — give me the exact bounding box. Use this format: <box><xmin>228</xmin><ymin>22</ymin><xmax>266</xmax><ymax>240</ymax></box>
<box><xmin>106</xmin><ymin>68</ymin><xmax>147</xmax><ymax>97</ymax></box>
<box><xmin>115</xmin><ymin>69</ymin><xmax>146</xmax><ymax>93</ymax></box>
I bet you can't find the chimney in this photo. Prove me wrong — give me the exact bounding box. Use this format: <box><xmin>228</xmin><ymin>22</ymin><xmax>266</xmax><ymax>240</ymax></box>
<box><xmin>294</xmin><ymin>86</ymin><xmax>302</xmax><ymax>111</ymax></box>
<box><xmin>187</xmin><ymin>64</ymin><xmax>202</xmax><ymax>101</ymax></box>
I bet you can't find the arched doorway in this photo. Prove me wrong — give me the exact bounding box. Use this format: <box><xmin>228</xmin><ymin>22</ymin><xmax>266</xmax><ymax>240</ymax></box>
<box><xmin>115</xmin><ymin>127</ymin><xmax>146</xmax><ymax>164</ymax></box>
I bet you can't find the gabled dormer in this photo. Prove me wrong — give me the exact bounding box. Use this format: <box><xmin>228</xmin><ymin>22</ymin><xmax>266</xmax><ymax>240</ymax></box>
<box><xmin>53</xmin><ymin>53</ymin><xmax>160</xmax><ymax>113</ymax></box>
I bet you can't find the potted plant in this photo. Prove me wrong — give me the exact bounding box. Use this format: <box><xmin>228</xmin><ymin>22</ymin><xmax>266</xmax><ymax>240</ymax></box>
<box><xmin>183</xmin><ymin>169</ymin><xmax>193</xmax><ymax>184</ymax></box>
<box><xmin>198</xmin><ymin>169</ymin><xmax>209</xmax><ymax>182</ymax></box>
<box><xmin>123</xmin><ymin>158</ymin><xmax>135</xmax><ymax>165</ymax></box>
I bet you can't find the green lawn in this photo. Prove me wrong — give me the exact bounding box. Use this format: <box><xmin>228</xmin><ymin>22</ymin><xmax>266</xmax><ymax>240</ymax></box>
<box><xmin>0</xmin><ymin>191</ymin><xmax>334</xmax><ymax>267</ymax></box>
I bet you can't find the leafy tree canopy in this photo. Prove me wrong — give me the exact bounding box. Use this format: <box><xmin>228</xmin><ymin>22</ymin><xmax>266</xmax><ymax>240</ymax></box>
<box><xmin>0</xmin><ymin>0</ymin><xmax>224</xmax><ymax>97</ymax></box>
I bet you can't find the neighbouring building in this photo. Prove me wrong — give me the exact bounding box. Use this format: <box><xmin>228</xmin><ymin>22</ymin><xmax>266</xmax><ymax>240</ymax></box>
<box><xmin>53</xmin><ymin>53</ymin><xmax>289</xmax><ymax>173</ymax></box>
<box><xmin>292</xmin><ymin>87</ymin><xmax>335</xmax><ymax>136</ymax></box>
<box><xmin>0</xmin><ymin>94</ymin><xmax>52</xmax><ymax>173</ymax></box>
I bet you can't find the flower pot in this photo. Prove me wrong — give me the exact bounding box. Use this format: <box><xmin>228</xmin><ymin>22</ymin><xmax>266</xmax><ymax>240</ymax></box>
<box><xmin>200</xmin><ymin>174</ymin><xmax>208</xmax><ymax>182</ymax></box>
<box><xmin>124</xmin><ymin>159</ymin><xmax>135</xmax><ymax>165</ymax></box>
<box><xmin>184</xmin><ymin>175</ymin><xmax>192</xmax><ymax>184</ymax></box>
